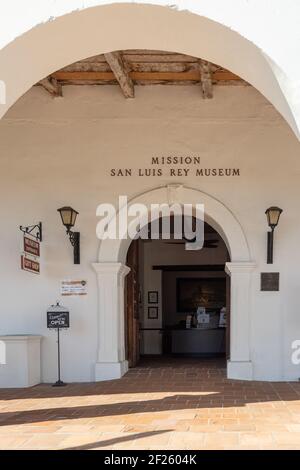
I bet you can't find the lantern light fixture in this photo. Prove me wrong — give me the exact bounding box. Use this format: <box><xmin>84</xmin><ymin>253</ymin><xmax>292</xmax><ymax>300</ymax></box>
<box><xmin>57</xmin><ymin>206</ymin><xmax>80</xmax><ymax>264</ymax></box>
<box><xmin>265</xmin><ymin>206</ymin><xmax>283</xmax><ymax>264</ymax></box>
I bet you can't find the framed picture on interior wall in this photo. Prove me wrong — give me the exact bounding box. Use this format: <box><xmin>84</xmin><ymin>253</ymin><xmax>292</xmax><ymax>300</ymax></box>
<box><xmin>148</xmin><ymin>306</ymin><xmax>158</xmax><ymax>319</ymax></box>
<box><xmin>148</xmin><ymin>291</ymin><xmax>158</xmax><ymax>304</ymax></box>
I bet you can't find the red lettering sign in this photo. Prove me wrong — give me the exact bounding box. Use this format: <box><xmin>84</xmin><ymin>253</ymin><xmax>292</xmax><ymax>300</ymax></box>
<box><xmin>21</xmin><ymin>255</ymin><xmax>40</xmax><ymax>274</ymax></box>
<box><xmin>24</xmin><ymin>236</ymin><xmax>40</xmax><ymax>257</ymax></box>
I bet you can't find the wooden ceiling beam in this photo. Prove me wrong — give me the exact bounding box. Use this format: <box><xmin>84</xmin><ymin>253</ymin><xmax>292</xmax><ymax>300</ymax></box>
<box><xmin>36</xmin><ymin>52</ymin><xmax>246</xmax><ymax>95</ymax></box>
<box><xmin>199</xmin><ymin>60</ymin><xmax>213</xmax><ymax>99</ymax></box>
<box><xmin>39</xmin><ymin>77</ymin><xmax>62</xmax><ymax>97</ymax></box>
<box><xmin>52</xmin><ymin>70</ymin><xmax>242</xmax><ymax>82</ymax></box>
<box><xmin>104</xmin><ymin>52</ymin><xmax>134</xmax><ymax>98</ymax></box>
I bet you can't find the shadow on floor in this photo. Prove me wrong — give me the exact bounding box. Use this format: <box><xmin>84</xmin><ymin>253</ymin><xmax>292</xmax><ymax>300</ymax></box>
<box><xmin>63</xmin><ymin>430</ymin><xmax>171</xmax><ymax>450</ymax></box>
<box><xmin>0</xmin><ymin>385</ymin><xmax>299</xmax><ymax>427</ymax></box>
<box><xmin>0</xmin><ymin>357</ymin><xmax>299</xmax><ymax>430</ymax></box>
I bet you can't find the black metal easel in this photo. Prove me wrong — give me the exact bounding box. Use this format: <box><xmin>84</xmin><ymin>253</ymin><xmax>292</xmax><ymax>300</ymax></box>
<box><xmin>52</xmin><ymin>327</ymin><xmax>66</xmax><ymax>387</ymax></box>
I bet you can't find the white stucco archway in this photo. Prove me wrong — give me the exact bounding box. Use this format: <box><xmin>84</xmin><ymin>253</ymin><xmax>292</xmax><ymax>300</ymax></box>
<box><xmin>97</xmin><ymin>185</ymin><xmax>251</xmax><ymax>264</ymax></box>
<box><xmin>93</xmin><ymin>185</ymin><xmax>256</xmax><ymax>381</ymax></box>
<box><xmin>0</xmin><ymin>2</ymin><xmax>300</xmax><ymax>140</ymax></box>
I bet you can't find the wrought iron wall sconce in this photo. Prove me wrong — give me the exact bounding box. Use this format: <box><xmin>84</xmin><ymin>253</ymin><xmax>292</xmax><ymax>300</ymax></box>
<box><xmin>265</xmin><ymin>207</ymin><xmax>282</xmax><ymax>264</ymax></box>
<box><xmin>19</xmin><ymin>222</ymin><xmax>42</xmax><ymax>242</ymax></box>
<box><xmin>57</xmin><ymin>206</ymin><xmax>80</xmax><ymax>264</ymax></box>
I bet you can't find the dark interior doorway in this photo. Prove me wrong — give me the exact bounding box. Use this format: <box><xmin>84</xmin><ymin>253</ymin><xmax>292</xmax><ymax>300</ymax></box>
<box><xmin>125</xmin><ymin>217</ymin><xmax>230</xmax><ymax>368</ymax></box>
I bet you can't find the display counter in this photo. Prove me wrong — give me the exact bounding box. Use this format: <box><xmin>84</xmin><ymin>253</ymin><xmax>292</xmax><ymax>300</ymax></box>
<box><xmin>171</xmin><ymin>328</ymin><xmax>225</xmax><ymax>355</ymax></box>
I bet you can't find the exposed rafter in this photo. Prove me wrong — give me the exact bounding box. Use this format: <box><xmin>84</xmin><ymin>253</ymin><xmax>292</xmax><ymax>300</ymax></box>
<box><xmin>52</xmin><ymin>70</ymin><xmax>241</xmax><ymax>83</ymax></box>
<box><xmin>199</xmin><ymin>60</ymin><xmax>213</xmax><ymax>99</ymax></box>
<box><xmin>35</xmin><ymin>51</ymin><xmax>248</xmax><ymax>97</ymax></box>
<box><xmin>104</xmin><ymin>52</ymin><xmax>134</xmax><ymax>98</ymax></box>
<box><xmin>39</xmin><ymin>77</ymin><xmax>62</xmax><ymax>97</ymax></box>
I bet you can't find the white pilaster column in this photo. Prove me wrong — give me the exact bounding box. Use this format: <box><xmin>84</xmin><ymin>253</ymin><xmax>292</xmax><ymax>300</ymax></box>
<box><xmin>225</xmin><ymin>261</ymin><xmax>256</xmax><ymax>380</ymax></box>
<box><xmin>92</xmin><ymin>262</ymin><xmax>130</xmax><ymax>381</ymax></box>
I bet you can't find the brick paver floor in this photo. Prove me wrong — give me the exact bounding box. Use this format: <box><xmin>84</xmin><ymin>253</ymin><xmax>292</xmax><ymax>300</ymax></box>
<box><xmin>0</xmin><ymin>356</ymin><xmax>300</xmax><ymax>450</ymax></box>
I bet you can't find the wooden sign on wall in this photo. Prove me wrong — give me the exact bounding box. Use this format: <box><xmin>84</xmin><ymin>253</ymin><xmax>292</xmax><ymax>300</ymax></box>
<box><xmin>20</xmin><ymin>234</ymin><xmax>40</xmax><ymax>275</ymax></box>
<box><xmin>24</xmin><ymin>236</ymin><xmax>40</xmax><ymax>257</ymax></box>
<box><xmin>21</xmin><ymin>255</ymin><xmax>40</xmax><ymax>274</ymax></box>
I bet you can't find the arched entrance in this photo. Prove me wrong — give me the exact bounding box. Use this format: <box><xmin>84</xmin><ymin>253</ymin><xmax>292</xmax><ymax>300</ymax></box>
<box><xmin>93</xmin><ymin>185</ymin><xmax>256</xmax><ymax>381</ymax></box>
<box><xmin>0</xmin><ymin>3</ymin><xmax>299</xmax><ymax>139</ymax></box>
<box><xmin>125</xmin><ymin>217</ymin><xmax>230</xmax><ymax>369</ymax></box>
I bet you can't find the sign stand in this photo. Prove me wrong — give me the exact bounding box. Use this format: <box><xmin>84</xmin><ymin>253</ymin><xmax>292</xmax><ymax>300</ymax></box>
<box><xmin>47</xmin><ymin>302</ymin><xmax>70</xmax><ymax>387</ymax></box>
<box><xmin>53</xmin><ymin>327</ymin><xmax>66</xmax><ymax>387</ymax></box>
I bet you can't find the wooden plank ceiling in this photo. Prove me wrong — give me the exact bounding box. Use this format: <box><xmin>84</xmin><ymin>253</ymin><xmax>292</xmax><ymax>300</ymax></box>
<box><xmin>37</xmin><ymin>50</ymin><xmax>249</xmax><ymax>99</ymax></box>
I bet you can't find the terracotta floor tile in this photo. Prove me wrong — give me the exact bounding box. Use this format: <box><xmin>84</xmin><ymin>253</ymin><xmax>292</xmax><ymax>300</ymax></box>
<box><xmin>19</xmin><ymin>434</ymin><xmax>67</xmax><ymax>450</ymax></box>
<box><xmin>239</xmin><ymin>432</ymin><xmax>274</xmax><ymax>446</ymax></box>
<box><xmin>0</xmin><ymin>435</ymin><xmax>32</xmax><ymax>449</ymax></box>
<box><xmin>168</xmin><ymin>431</ymin><xmax>205</xmax><ymax>450</ymax></box>
<box><xmin>91</xmin><ymin>424</ymin><xmax>126</xmax><ymax>433</ymax></box>
<box><xmin>286</xmin><ymin>424</ymin><xmax>300</xmax><ymax>432</ymax></box>
<box><xmin>223</xmin><ymin>423</ymin><xmax>256</xmax><ymax>432</ymax></box>
<box><xmin>204</xmin><ymin>432</ymin><xmax>239</xmax><ymax>447</ymax></box>
<box><xmin>273</xmin><ymin>432</ymin><xmax>300</xmax><ymax>445</ymax></box>
<box><xmin>59</xmin><ymin>433</ymin><xmax>104</xmax><ymax>450</ymax></box>
<box><xmin>57</xmin><ymin>424</ymin><xmax>95</xmax><ymax>434</ymax></box>
<box><xmin>189</xmin><ymin>424</ymin><xmax>223</xmax><ymax>432</ymax></box>
<box><xmin>0</xmin><ymin>356</ymin><xmax>300</xmax><ymax>449</ymax></box>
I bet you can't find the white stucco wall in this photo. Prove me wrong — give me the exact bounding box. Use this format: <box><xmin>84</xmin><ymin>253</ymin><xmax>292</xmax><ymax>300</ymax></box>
<box><xmin>0</xmin><ymin>2</ymin><xmax>300</xmax><ymax>140</ymax></box>
<box><xmin>0</xmin><ymin>84</ymin><xmax>300</xmax><ymax>381</ymax></box>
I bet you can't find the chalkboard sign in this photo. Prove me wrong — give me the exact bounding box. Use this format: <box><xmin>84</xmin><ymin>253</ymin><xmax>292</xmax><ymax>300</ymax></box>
<box><xmin>47</xmin><ymin>311</ymin><xmax>70</xmax><ymax>329</ymax></box>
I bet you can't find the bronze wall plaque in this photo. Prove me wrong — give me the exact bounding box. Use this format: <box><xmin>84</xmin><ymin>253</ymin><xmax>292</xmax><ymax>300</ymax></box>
<box><xmin>261</xmin><ymin>272</ymin><xmax>279</xmax><ymax>291</ymax></box>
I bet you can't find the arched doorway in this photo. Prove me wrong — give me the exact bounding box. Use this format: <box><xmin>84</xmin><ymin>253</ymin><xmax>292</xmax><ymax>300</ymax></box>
<box><xmin>125</xmin><ymin>217</ymin><xmax>230</xmax><ymax>370</ymax></box>
<box><xmin>93</xmin><ymin>185</ymin><xmax>256</xmax><ymax>381</ymax></box>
